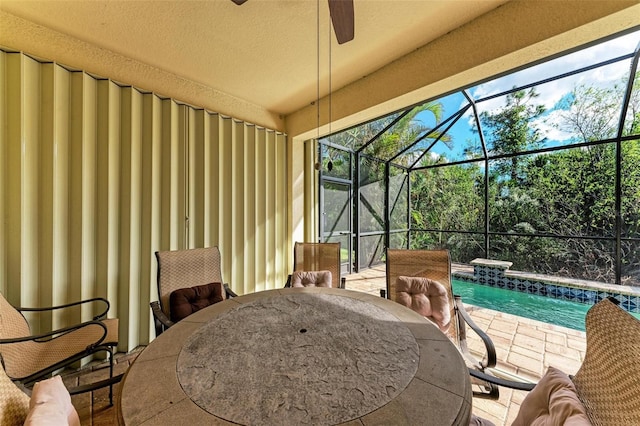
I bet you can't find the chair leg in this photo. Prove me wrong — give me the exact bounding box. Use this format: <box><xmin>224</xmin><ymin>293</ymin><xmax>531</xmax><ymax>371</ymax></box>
<box><xmin>472</xmin><ymin>382</ymin><xmax>500</xmax><ymax>400</ymax></box>
<box><xmin>108</xmin><ymin>348</ymin><xmax>115</xmax><ymax>406</ymax></box>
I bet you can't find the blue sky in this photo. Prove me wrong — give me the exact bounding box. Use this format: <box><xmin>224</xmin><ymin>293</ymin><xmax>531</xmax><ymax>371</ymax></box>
<box><xmin>416</xmin><ymin>29</ymin><xmax>640</xmax><ymax>162</ymax></box>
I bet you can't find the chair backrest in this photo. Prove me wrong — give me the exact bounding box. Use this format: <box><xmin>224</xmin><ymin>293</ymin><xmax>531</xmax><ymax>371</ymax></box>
<box><xmin>0</xmin><ymin>293</ymin><xmax>31</xmax><ymax>340</ymax></box>
<box><xmin>293</xmin><ymin>242</ymin><xmax>342</xmax><ymax>288</ymax></box>
<box><xmin>572</xmin><ymin>298</ymin><xmax>640</xmax><ymax>425</ymax></box>
<box><xmin>0</xmin><ymin>294</ymin><xmax>31</xmax><ymax>425</ymax></box>
<box><xmin>0</xmin><ymin>294</ymin><xmax>33</xmax><ymax>381</ymax></box>
<box><xmin>155</xmin><ymin>247</ymin><xmax>224</xmax><ymax>318</ymax></box>
<box><xmin>385</xmin><ymin>249</ymin><xmax>459</xmax><ymax>342</ymax></box>
<box><xmin>0</xmin><ymin>361</ymin><xmax>30</xmax><ymax>425</ymax></box>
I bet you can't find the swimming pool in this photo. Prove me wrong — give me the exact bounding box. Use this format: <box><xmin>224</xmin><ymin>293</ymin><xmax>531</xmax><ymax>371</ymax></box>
<box><xmin>452</xmin><ymin>279</ymin><xmax>640</xmax><ymax>331</ymax></box>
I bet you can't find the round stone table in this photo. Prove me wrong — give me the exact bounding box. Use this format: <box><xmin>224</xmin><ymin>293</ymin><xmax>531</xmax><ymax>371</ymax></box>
<box><xmin>118</xmin><ymin>288</ymin><xmax>472</xmax><ymax>425</ymax></box>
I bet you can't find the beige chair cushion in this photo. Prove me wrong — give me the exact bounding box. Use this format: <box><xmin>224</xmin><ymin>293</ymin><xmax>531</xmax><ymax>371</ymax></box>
<box><xmin>291</xmin><ymin>270</ymin><xmax>332</xmax><ymax>288</ymax></box>
<box><xmin>512</xmin><ymin>366</ymin><xmax>591</xmax><ymax>426</ymax></box>
<box><xmin>395</xmin><ymin>276</ymin><xmax>451</xmax><ymax>332</ymax></box>
<box><xmin>24</xmin><ymin>375</ymin><xmax>80</xmax><ymax>426</ymax></box>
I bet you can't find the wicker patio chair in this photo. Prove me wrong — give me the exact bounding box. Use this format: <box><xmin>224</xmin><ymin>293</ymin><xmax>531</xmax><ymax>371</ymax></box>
<box><xmin>0</xmin><ymin>358</ymin><xmax>30</xmax><ymax>425</ymax></box>
<box><xmin>572</xmin><ymin>297</ymin><xmax>640</xmax><ymax>424</ymax></box>
<box><xmin>0</xmin><ymin>292</ymin><xmax>122</xmax><ymax>405</ymax></box>
<box><xmin>284</xmin><ymin>242</ymin><xmax>346</xmax><ymax>289</ymax></box>
<box><xmin>384</xmin><ymin>248</ymin><xmax>499</xmax><ymax>399</ymax></box>
<box><xmin>1</xmin><ymin>361</ymin><xmax>82</xmax><ymax>426</ymax></box>
<box><xmin>151</xmin><ymin>246</ymin><xmax>237</xmax><ymax>336</ymax></box>
<box><xmin>472</xmin><ymin>297</ymin><xmax>640</xmax><ymax>425</ymax></box>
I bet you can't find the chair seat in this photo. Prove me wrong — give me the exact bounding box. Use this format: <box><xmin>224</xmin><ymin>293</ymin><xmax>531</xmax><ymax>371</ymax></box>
<box><xmin>2</xmin><ymin>318</ymin><xmax>119</xmax><ymax>380</ymax></box>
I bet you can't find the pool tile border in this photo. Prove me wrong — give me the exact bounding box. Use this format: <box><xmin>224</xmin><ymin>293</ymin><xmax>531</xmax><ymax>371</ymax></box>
<box><xmin>453</xmin><ymin>259</ymin><xmax>640</xmax><ymax>314</ymax></box>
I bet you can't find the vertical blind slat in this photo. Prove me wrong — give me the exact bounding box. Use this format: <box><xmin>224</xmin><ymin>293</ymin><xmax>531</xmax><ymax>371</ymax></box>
<box><xmin>50</xmin><ymin>65</ymin><xmax>71</xmax><ymax>328</ymax></box>
<box><xmin>190</xmin><ymin>109</ymin><xmax>205</xmax><ymax>248</ymax></box>
<box><xmin>68</xmin><ymin>72</ymin><xmax>84</xmax><ymax>324</ymax></box>
<box><xmin>21</xmin><ymin>55</ymin><xmax>41</xmax><ymax>326</ymax></box>
<box><xmin>81</xmin><ymin>74</ymin><xmax>97</xmax><ymax>319</ymax></box>
<box><xmin>4</xmin><ymin>53</ymin><xmax>22</xmax><ymax>304</ymax></box>
<box><xmin>39</xmin><ymin>63</ymin><xmax>55</xmax><ymax>332</ymax></box>
<box><xmin>0</xmin><ymin>51</ymin><xmax>5</xmax><ymax>301</ymax></box>
<box><xmin>244</xmin><ymin>127</ymin><xmax>256</xmax><ymax>294</ymax></box>
<box><xmin>220</xmin><ymin>117</ymin><xmax>233</xmax><ymax>283</ymax></box>
<box><xmin>256</xmin><ymin>130</ymin><xmax>267</xmax><ymax>292</ymax></box>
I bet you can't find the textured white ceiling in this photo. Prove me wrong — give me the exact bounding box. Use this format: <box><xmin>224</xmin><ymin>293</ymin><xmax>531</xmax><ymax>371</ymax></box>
<box><xmin>0</xmin><ymin>0</ymin><xmax>508</xmax><ymax>116</ymax></box>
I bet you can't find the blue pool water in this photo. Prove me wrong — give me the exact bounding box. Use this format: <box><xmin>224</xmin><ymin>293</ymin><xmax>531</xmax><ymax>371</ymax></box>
<box><xmin>452</xmin><ymin>279</ymin><xmax>640</xmax><ymax>331</ymax></box>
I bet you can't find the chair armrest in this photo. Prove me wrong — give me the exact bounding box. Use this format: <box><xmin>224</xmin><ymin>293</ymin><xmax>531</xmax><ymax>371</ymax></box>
<box><xmin>150</xmin><ymin>301</ymin><xmax>174</xmax><ymax>332</ymax></box>
<box><xmin>0</xmin><ymin>320</ymin><xmax>109</xmax><ymax>347</ymax></box>
<box><xmin>454</xmin><ymin>295</ymin><xmax>497</xmax><ymax>369</ymax></box>
<box><xmin>68</xmin><ymin>373</ymin><xmax>124</xmax><ymax>395</ymax></box>
<box><xmin>468</xmin><ymin>368</ymin><xmax>536</xmax><ymax>392</ymax></box>
<box><xmin>16</xmin><ymin>297</ymin><xmax>111</xmax><ymax>320</ymax></box>
<box><xmin>223</xmin><ymin>283</ymin><xmax>238</xmax><ymax>298</ymax></box>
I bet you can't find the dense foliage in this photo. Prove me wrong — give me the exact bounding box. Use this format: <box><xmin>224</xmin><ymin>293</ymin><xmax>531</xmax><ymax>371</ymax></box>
<box><xmin>321</xmin><ymin>43</ymin><xmax>639</xmax><ymax>285</ymax></box>
<box><xmin>405</xmin><ymin>77</ymin><xmax>640</xmax><ymax>285</ymax></box>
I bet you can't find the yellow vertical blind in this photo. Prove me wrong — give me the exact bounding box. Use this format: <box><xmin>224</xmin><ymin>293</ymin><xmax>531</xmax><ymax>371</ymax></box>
<box><xmin>0</xmin><ymin>50</ymin><xmax>288</xmax><ymax>351</ymax></box>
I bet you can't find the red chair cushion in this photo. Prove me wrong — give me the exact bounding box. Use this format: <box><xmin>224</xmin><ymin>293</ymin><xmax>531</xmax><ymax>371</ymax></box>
<box><xmin>169</xmin><ymin>282</ymin><xmax>224</xmax><ymax>322</ymax></box>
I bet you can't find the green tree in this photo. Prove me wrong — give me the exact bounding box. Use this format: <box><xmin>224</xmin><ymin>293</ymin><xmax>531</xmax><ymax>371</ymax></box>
<box><xmin>480</xmin><ymin>88</ymin><xmax>546</xmax><ymax>186</ymax></box>
<box><xmin>409</xmin><ymin>162</ymin><xmax>485</xmax><ymax>258</ymax></box>
<box><xmin>477</xmin><ymin>88</ymin><xmax>547</xmax><ymax>238</ymax></box>
<box><xmin>540</xmin><ymin>75</ymin><xmax>640</xmax><ymax>283</ymax></box>
<box><xmin>554</xmin><ymin>73</ymin><xmax>640</xmax><ymax>141</ymax></box>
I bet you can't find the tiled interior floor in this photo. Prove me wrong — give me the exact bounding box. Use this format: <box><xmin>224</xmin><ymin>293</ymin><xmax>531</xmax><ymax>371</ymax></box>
<box><xmin>64</xmin><ymin>265</ymin><xmax>586</xmax><ymax>425</ymax></box>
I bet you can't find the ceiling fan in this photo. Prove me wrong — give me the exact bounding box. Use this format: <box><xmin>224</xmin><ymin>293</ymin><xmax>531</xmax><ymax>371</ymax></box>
<box><xmin>231</xmin><ymin>0</ymin><xmax>355</xmax><ymax>44</ymax></box>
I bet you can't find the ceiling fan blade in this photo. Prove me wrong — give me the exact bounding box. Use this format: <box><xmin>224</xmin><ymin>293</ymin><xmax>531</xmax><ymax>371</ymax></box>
<box><xmin>328</xmin><ymin>0</ymin><xmax>354</xmax><ymax>44</ymax></box>
<box><xmin>231</xmin><ymin>0</ymin><xmax>248</xmax><ymax>5</ymax></box>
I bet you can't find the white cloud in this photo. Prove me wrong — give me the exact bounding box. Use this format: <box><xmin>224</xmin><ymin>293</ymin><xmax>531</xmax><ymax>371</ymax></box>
<box><xmin>470</xmin><ymin>30</ymin><xmax>638</xmax><ymax>115</ymax></box>
<box><xmin>534</xmin><ymin>110</ymin><xmax>574</xmax><ymax>143</ymax></box>
<box><xmin>464</xmin><ymin>30</ymin><xmax>639</xmax><ymax>146</ymax></box>
<box><xmin>441</xmin><ymin>30</ymin><xmax>638</xmax><ymax>154</ymax></box>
